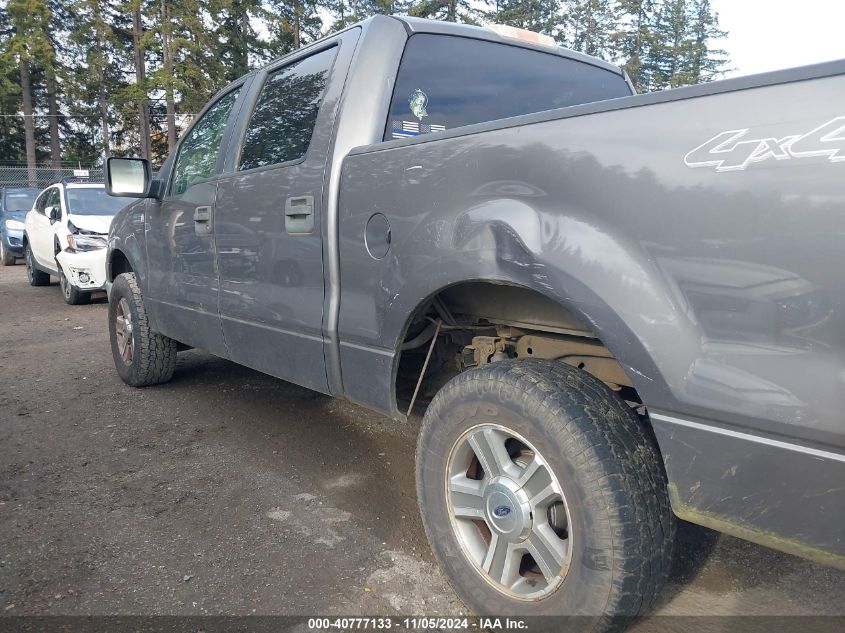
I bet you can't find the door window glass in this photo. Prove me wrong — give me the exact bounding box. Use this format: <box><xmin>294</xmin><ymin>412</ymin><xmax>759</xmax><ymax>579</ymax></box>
<box><xmin>385</xmin><ymin>34</ymin><xmax>632</xmax><ymax>141</ymax></box>
<box><xmin>238</xmin><ymin>46</ymin><xmax>337</xmax><ymax>171</ymax></box>
<box><xmin>170</xmin><ymin>88</ymin><xmax>241</xmax><ymax>196</ymax></box>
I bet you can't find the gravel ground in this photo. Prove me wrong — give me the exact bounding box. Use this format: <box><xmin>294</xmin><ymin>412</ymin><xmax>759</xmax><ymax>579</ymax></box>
<box><xmin>1</xmin><ymin>263</ymin><xmax>843</xmax><ymax>625</ymax></box>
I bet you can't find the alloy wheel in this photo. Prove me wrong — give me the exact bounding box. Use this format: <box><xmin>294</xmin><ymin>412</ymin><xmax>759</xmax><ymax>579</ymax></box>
<box><xmin>114</xmin><ymin>297</ymin><xmax>134</xmax><ymax>365</ymax></box>
<box><xmin>446</xmin><ymin>423</ymin><xmax>572</xmax><ymax>600</ymax></box>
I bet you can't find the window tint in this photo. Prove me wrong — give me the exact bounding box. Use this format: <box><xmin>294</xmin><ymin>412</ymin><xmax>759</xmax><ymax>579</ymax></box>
<box><xmin>385</xmin><ymin>34</ymin><xmax>631</xmax><ymax>141</ymax></box>
<box><xmin>170</xmin><ymin>88</ymin><xmax>240</xmax><ymax>196</ymax></box>
<box><xmin>239</xmin><ymin>46</ymin><xmax>337</xmax><ymax>171</ymax></box>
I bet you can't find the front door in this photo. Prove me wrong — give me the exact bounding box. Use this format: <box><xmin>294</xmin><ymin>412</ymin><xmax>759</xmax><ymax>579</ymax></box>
<box><xmin>30</xmin><ymin>187</ymin><xmax>60</xmax><ymax>270</ymax></box>
<box><xmin>144</xmin><ymin>87</ymin><xmax>243</xmax><ymax>356</ymax></box>
<box><xmin>214</xmin><ymin>42</ymin><xmax>347</xmax><ymax>392</ymax></box>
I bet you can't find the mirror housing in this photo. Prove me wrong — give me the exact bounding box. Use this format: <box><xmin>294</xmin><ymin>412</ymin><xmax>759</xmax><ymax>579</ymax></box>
<box><xmin>106</xmin><ymin>157</ymin><xmax>153</xmax><ymax>198</ymax></box>
<box><xmin>48</xmin><ymin>206</ymin><xmax>61</xmax><ymax>223</ymax></box>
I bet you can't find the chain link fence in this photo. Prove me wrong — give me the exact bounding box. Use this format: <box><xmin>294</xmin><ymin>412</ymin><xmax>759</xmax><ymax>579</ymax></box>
<box><xmin>0</xmin><ymin>164</ymin><xmax>104</xmax><ymax>189</ymax></box>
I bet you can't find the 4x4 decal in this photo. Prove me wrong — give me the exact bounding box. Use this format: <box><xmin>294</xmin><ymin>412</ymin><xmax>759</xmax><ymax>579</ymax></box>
<box><xmin>684</xmin><ymin>116</ymin><xmax>845</xmax><ymax>172</ymax></box>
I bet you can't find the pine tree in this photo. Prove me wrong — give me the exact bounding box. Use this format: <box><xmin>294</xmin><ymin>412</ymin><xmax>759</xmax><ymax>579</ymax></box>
<box><xmin>647</xmin><ymin>0</ymin><xmax>727</xmax><ymax>90</ymax></box>
<box><xmin>562</xmin><ymin>0</ymin><xmax>622</xmax><ymax>60</ymax></box>
<box><xmin>486</xmin><ymin>0</ymin><xmax>560</xmax><ymax>35</ymax></box>
<box><xmin>2</xmin><ymin>0</ymin><xmax>55</xmax><ymax>182</ymax></box>
<box><xmin>618</xmin><ymin>0</ymin><xmax>658</xmax><ymax>91</ymax></box>
<box><xmin>408</xmin><ymin>0</ymin><xmax>482</xmax><ymax>24</ymax></box>
<box><xmin>684</xmin><ymin>0</ymin><xmax>728</xmax><ymax>84</ymax></box>
<box><xmin>66</xmin><ymin>0</ymin><xmax>131</xmax><ymax>159</ymax></box>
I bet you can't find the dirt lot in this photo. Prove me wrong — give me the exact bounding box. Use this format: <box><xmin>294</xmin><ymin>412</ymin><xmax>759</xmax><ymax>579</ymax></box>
<box><xmin>1</xmin><ymin>262</ymin><xmax>844</xmax><ymax>624</ymax></box>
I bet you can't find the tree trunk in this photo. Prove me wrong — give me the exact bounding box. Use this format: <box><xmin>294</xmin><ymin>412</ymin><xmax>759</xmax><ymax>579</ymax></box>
<box><xmin>19</xmin><ymin>57</ymin><xmax>37</xmax><ymax>186</ymax></box>
<box><xmin>46</xmin><ymin>66</ymin><xmax>61</xmax><ymax>170</ymax></box>
<box><xmin>293</xmin><ymin>1</ymin><xmax>301</xmax><ymax>49</ymax></box>
<box><xmin>161</xmin><ymin>0</ymin><xmax>177</xmax><ymax>152</ymax></box>
<box><xmin>99</xmin><ymin>81</ymin><xmax>111</xmax><ymax>158</ymax></box>
<box><xmin>133</xmin><ymin>5</ymin><xmax>151</xmax><ymax>160</ymax></box>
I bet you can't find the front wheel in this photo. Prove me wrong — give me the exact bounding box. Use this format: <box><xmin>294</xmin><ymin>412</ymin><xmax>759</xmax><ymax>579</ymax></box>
<box><xmin>416</xmin><ymin>360</ymin><xmax>674</xmax><ymax>631</ymax></box>
<box><xmin>59</xmin><ymin>266</ymin><xmax>91</xmax><ymax>305</ymax></box>
<box><xmin>25</xmin><ymin>244</ymin><xmax>50</xmax><ymax>286</ymax></box>
<box><xmin>108</xmin><ymin>272</ymin><xmax>177</xmax><ymax>387</ymax></box>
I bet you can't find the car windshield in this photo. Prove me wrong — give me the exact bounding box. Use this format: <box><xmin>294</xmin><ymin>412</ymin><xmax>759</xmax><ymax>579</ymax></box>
<box><xmin>4</xmin><ymin>190</ymin><xmax>38</xmax><ymax>213</ymax></box>
<box><xmin>65</xmin><ymin>188</ymin><xmax>132</xmax><ymax>216</ymax></box>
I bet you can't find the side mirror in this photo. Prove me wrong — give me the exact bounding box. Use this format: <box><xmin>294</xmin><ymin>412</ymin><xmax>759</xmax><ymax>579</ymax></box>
<box><xmin>106</xmin><ymin>157</ymin><xmax>153</xmax><ymax>198</ymax></box>
<box><xmin>48</xmin><ymin>206</ymin><xmax>61</xmax><ymax>223</ymax></box>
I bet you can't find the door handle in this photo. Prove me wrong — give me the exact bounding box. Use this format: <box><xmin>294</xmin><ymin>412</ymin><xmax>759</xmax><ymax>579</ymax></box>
<box><xmin>193</xmin><ymin>206</ymin><xmax>211</xmax><ymax>222</ymax></box>
<box><xmin>193</xmin><ymin>206</ymin><xmax>212</xmax><ymax>236</ymax></box>
<box><xmin>285</xmin><ymin>195</ymin><xmax>314</xmax><ymax>234</ymax></box>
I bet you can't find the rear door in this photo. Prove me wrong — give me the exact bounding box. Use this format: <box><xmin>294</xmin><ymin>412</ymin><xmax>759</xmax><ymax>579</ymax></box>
<box><xmin>214</xmin><ymin>31</ymin><xmax>358</xmax><ymax>392</ymax></box>
<box><xmin>144</xmin><ymin>84</ymin><xmax>248</xmax><ymax>356</ymax></box>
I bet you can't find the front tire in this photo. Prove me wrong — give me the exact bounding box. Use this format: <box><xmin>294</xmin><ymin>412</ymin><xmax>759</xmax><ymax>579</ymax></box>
<box><xmin>1</xmin><ymin>242</ymin><xmax>16</xmax><ymax>266</ymax></box>
<box><xmin>25</xmin><ymin>244</ymin><xmax>50</xmax><ymax>286</ymax></box>
<box><xmin>416</xmin><ymin>360</ymin><xmax>674</xmax><ymax>631</ymax></box>
<box><xmin>109</xmin><ymin>272</ymin><xmax>177</xmax><ymax>387</ymax></box>
<box><xmin>59</xmin><ymin>266</ymin><xmax>91</xmax><ymax>305</ymax></box>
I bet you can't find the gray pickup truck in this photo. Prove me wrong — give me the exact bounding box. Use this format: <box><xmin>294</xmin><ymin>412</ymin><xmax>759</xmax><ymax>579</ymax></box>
<box><xmin>103</xmin><ymin>14</ymin><xmax>845</xmax><ymax>627</ymax></box>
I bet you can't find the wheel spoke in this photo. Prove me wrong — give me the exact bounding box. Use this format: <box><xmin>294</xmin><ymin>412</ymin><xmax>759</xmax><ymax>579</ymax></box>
<box><xmin>467</xmin><ymin>428</ymin><xmax>515</xmax><ymax>479</ymax></box>
<box><xmin>527</xmin><ymin>482</ymin><xmax>559</xmax><ymax>510</ymax></box>
<box><xmin>527</xmin><ymin>524</ymin><xmax>567</xmax><ymax>581</ymax></box>
<box><xmin>516</xmin><ymin>457</ymin><xmax>543</xmax><ymax>487</ymax></box>
<box><xmin>482</xmin><ymin>534</ymin><xmax>520</xmax><ymax>588</ymax></box>
<box><xmin>449</xmin><ymin>475</ymin><xmax>485</xmax><ymax>520</ymax></box>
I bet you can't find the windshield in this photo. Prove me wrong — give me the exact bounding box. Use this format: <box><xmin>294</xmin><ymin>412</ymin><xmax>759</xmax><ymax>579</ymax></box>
<box><xmin>65</xmin><ymin>188</ymin><xmax>133</xmax><ymax>216</ymax></box>
<box><xmin>3</xmin><ymin>190</ymin><xmax>38</xmax><ymax>214</ymax></box>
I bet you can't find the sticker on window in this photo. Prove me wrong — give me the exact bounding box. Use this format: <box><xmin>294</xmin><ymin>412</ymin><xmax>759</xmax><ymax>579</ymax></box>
<box><xmin>409</xmin><ymin>89</ymin><xmax>428</xmax><ymax>120</ymax></box>
<box><xmin>391</xmin><ymin>120</ymin><xmax>446</xmax><ymax>140</ymax></box>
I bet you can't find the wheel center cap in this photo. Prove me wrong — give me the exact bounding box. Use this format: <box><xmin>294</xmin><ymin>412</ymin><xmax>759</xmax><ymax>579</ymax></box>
<box><xmin>484</xmin><ymin>477</ymin><xmax>532</xmax><ymax>542</ymax></box>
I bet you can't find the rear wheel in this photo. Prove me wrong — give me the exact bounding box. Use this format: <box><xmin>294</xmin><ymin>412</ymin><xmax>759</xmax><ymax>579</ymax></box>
<box><xmin>25</xmin><ymin>244</ymin><xmax>50</xmax><ymax>286</ymax></box>
<box><xmin>1</xmin><ymin>242</ymin><xmax>16</xmax><ymax>266</ymax></box>
<box><xmin>109</xmin><ymin>272</ymin><xmax>177</xmax><ymax>387</ymax></box>
<box><xmin>59</xmin><ymin>266</ymin><xmax>91</xmax><ymax>305</ymax></box>
<box><xmin>416</xmin><ymin>359</ymin><xmax>674</xmax><ymax>631</ymax></box>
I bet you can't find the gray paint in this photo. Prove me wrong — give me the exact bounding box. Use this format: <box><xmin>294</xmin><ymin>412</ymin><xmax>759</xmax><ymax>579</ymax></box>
<box><xmin>106</xmin><ymin>15</ymin><xmax>845</xmax><ymax>566</ymax></box>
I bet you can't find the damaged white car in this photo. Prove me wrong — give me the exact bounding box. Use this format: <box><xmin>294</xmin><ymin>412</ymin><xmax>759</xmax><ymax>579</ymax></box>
<box><xmin>24</xmin><ymin>179</ymin><xmax>136</xmax><ymax>304</ymax></box>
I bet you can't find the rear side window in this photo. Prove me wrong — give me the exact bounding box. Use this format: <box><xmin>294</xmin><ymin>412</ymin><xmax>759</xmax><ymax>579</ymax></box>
<box><xmin>239</xmin><ymin>46</ymin><xmax>337</xmax><ymax>171</ymax></box>
<box><xmin>385</xmin><ymin>34</ymin><xmax>631</xmax><ymax>141</ymax></box>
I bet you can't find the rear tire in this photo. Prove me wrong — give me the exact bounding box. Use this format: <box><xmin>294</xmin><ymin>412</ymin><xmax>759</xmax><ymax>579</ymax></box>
<box><xmin>109</xmin><ymin>272</ymin><xmax>177</xmax><ymax>387</ymax></box>
<box><xmin>1</xmin><ymin>242</ymin><xmax>16</xmax><ymax>266</ymax></box>
<box><xmin>416</xmin><ymin>359</ymin><xmax>674</xmax><ymax>632</ymax></box>
<box><xmin>59</xmin><ymin>266</ymin><xmax>91</xmax><ymax>305</ymax></box>
<box><xmin>25</xmin><ymin>244</ymin><xmax>50</xmax><ymax>286</ymax></box>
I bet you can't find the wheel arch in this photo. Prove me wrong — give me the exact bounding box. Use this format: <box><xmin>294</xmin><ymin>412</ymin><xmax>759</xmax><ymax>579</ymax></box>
<box><xmin>388</xmin><ymin>276</ymin><xmax>673</xmax><ymax>417</ymax></box>
<box><xmin>108</xmin><ymin>248</ymin><xmax>134</xmax><ymax>282</ymax></box>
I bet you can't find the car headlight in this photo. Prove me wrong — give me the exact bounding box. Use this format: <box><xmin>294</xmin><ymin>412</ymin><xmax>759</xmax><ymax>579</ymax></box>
<box><xmin>66</xmin><ymin>233</ymin><xmax>107</xmax><ymax>252</ymax></box>
<box><xmin>4</xmin><ymin>219</ymin><xmax>25</xmax><ymax>231</ymax></box>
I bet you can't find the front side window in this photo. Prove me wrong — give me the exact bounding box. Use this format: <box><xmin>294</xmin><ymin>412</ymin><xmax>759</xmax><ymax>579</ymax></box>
<box><xmin>35</xmin><ymin>190</ymin><xmax>50</xmax><ymax>214</ymax></box>
<box><xmin>170</xmin><ymin>88</ymin><xmax>241</xmax><ymax>196</ymax></box>
<box><xmin>238</xmin><ymin>46</ymin><xmax>337</xmax><ymax>171</ymax></box>
<box><xmin>46</xmin><ymin>188</ymin><xmax>61</xmax><ymax>213</ymax></box>
<box><xmin>385</xmin><ymin>34</ymin><xmax>632</xmax><ymax>141</ymax></box>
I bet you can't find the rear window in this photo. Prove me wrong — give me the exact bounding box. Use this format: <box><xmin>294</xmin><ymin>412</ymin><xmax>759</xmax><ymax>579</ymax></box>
<box><xmin>3</xmin><ymin>190</ymin><xmax>38</xmax><ymax>213</ymax></box>
<box><xmin>385</xmin><ymin>34</ymin><xmax>631</xmax><ymax>141</ymax></box>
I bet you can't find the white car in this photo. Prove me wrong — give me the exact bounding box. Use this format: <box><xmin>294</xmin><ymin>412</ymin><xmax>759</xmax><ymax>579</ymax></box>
<box><xmin>24</xmin><ymin>179</ymin><xmax>132</xmax><ymax>304</ymax></box>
